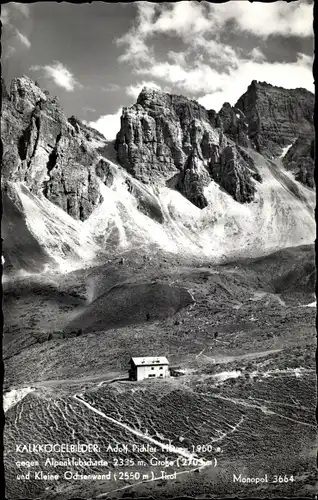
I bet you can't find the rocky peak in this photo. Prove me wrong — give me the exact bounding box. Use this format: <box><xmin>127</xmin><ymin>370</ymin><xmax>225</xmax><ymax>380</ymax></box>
<box><xmin>2</xmin><ymin>77</ymin><xmax>107</xmax><ymax>221</ymax></box>
<box><xmin>115</xmin><ymin>87</ymin><xmax>261</xmax><ymax>208</ymax></box>
<box><xmin>235</xmin><ymin>80</ymin><xmax>314</xmax><ymax>156</ymax></box>
<box><xmin>9</xmin><ymin>76</ymin><xmax>49</xmax><ymax>114</ymax></box>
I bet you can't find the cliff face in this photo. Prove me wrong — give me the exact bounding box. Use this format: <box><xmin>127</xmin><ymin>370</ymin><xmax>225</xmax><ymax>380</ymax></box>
<box><xmin>235</xmin><ymin>80</ymin><xmax>314</xmax><ymax>156</ymax></box>
<box><xmin>1</xmin><ymin>76</ymin><xmax>110</xmax><ymax>221</ymax></box>
<box><xmin>115</xmin><ymin>88</ymin><xmax>261</xmax><ymax>208</ymax></box>
<box><xmin>282</xmin><ymin>134</ymin><xmax>315</xmax><ymax>188</ymax></box>
<box><xmin>115</xmin><ymin>82</ymin><xmax>314</xmax><ymax>200</ymax></box>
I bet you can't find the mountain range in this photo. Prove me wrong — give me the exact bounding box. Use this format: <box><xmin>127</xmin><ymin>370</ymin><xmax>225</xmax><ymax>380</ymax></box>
<box><xmin>1</xmin><ymin>76</ymin><xmax>315</xmax><ymax>276</ymax></box>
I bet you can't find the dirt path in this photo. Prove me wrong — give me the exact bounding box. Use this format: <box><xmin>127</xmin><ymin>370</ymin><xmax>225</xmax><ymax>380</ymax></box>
<box><xmin>30</xmin><ymin>371</ymin><xmax>125</xmax><ymax>388</ymax></box>
<box><xmin>206</xmin><ymin>348</ymin><xmax>283</xmax><ymax>365</ymax></box>
<box><xmin>211</xmin><ymin>394</ymin><xmax>316</xmax><ymax>429</ymax></box>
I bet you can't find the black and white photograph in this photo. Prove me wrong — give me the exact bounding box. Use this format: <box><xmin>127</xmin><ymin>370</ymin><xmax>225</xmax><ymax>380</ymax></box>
<box><xmin>1</xmin><ymin>1</ymin><xmax>316</xmax><ymax>499</ymax></box>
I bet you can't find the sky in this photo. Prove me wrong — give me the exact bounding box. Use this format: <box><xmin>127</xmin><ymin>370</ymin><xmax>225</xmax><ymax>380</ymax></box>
<box><xmin>1</xmin><ymin>1</ymin><xmax>314</xmax><ymax>140</ymax></box>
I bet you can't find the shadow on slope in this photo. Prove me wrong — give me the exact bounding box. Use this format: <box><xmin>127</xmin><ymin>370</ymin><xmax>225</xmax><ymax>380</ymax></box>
<box><xmin>2</xmin><ymin>187</ymin><xmax>51</xmax><ymax>274</ymax></box>
<box><xmin>3</xmin><ymin>277</ymin><xmax>87</xmax><ymax>359</ymax></box>
<box><xmin>65</xmin><ymin>281</ymin><xmax>194</xmax><ymax>334</ymax></box>
<box><xmin>226</xmin><ymin>244</ymin><xmax>315</xmax><ymax>295</ymax></box>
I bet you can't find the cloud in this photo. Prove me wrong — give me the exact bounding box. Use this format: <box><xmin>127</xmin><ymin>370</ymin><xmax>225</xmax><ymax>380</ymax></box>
<box><xmin>30</xmin><ymin>62</ymin><xmax>82</xmax><ymax>92</ymax></box>
<box><xmin>87</xmin><ymin>110</ymin><xmax>122</xmax><ymax>141</ymax></box>
<box><xmin>135</xmin><ymin>62</ymin><xmax>224</xmax><ymax>94</ymax></box>
<box><xmin>3</xmin><ymin>45</ymin><xmax>16</xmax><ymax>61</ymax></box>
<box><xmin>16</xmin><ymin>30</ymin><xmax>31</xmax><ymax>48</ymax></box>
<box><xmin>101</xmin><ymin>83</ymin><xmax>120</xmax><ymax>92</ymax></box>
<box><xmin>116</xmin><ymin>3</ymin><xmax>156</xmax><ymax>64</ymax></box>
<box><xmin>149</xmin><ymin>2</ymin><xmax>212</xmax><ymax>37</ymax></box>
<box><xmin>208</xmin><ymin>1</ymin><xmax>313</xmax><ymax>38</ymax></box>
<box><xmin>1</xmin><ymin>2</ymin><xmax>30</xmax><ymax>26</ymax></box>
<box><xmin>117</xmin><ymin>1</ymin><xmax>313</xmax><ymax>70</ymax></box>
<box><xmin>2</xmin><ymin>3</ymin><xmax>32</xmax><ymax>57</ymax></box>
<box><xmin>10</xmin><ymin>2</ymin><xmax>30</xmax><ymax>17</ymax></box>
<box><xmin>82</xmin><ymin>106</ymin><xmax>96</xmax><ymax>114</ymax></box>
<box><xmin>167</xmin><ymin>51</ymin><xmax>187</xmax><ymax>66</ymax></box>
<box><xmin>126</xmin><ymin>80</ymin><xmax>163</xmax><ymax>99</ymax></box>
<box><xmin>0</xmin><ymin>6</ymin><xmax>10</xmax><ymax>25</ymax></box>
<box><xmin>248</xmin><ymin>48</ymin><xmax>266</xmax><ymax>63</ymax></box>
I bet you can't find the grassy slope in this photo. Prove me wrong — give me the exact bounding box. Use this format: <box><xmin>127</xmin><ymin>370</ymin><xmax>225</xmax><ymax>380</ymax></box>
<box><xmin>3</xmin><ymin>245</ymin><xmax>316</xmax><ymax>499</ymax></box>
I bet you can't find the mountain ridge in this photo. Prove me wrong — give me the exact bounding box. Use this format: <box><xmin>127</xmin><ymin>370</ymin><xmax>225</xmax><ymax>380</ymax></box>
<box><xmin>1</xmin><ymin>76</ymin><xmax>315</xmax><ymax>274</ymax></box>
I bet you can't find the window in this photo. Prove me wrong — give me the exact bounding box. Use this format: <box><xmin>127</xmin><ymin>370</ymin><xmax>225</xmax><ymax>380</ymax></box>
<box><xmin>160</xmin><ymin>374</ymin><xmax>163</xmax><ymax>377</ymax></box>
<box><xmin>159</xmin><ymin>367</ymin><xmax>163</xmax><ymax>370</ymax></box>
<box><xmin>148</xmin><ymin>374</ymin><xmax>156</xmax><ymax>377</ymax></box>
<box><xmin>151</xmin><ymin>367</ymin><xmax>154</xmax><ymax>370</ymax></box>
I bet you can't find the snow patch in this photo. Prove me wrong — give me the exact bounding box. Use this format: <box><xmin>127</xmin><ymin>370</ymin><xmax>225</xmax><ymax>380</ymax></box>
<box><xmin>250</xmin><ymin>367</ymin><xmax>310</xmax><ymax>379</ymax></box>
<box><xmin>212</xmin><ymin>370</ymin><xmax>242</xmax><ymax>382</ymax></box>
<box><xmin>4</xmin><ymin>387</ymin><xmax>35</xmax><ymax>413</ymax></box>
<box><xmin>302</xmin><ymin>301</ymin><xmax>316</xmax><ymax>308</ymax></box>
<box><xmin>88</xmin><ymin>137</ymin><xmax>107</xmax><ymax>149</ymax></box>
<box><xmin>280</xmin><ymin>143</ymin><xmax>293</xmax><ymax>158</ymax></box>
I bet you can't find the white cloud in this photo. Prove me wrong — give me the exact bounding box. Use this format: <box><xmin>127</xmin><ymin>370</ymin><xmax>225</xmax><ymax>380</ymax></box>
<box><xmin>116</xmin><ymin>2</ymin><xmax>235</xmax><ymax>67</ymax></box>
<box><xmin>87</xmin><ymin>110</ymin><xmax>122</xmax><ymax>141</ymax></box>
<box><xmin>30</xmin><ymin>62</ymin><xmax>82</xmax><ymax>92</ymax></box>
<box><xmin>191</xmin><ymin>37</ymin><xmax>238</xmax><ymax>67</ymax></box>
<box><xmin>150</xmin><ymin>2</ymin><xmax>211</xmax><ymax>37</ymax></box>
<box><xmin>11</xmin><ymin>3</ymin><xmax>30</xmax><ymax>17</ymax></box>
<box><xmin>82</xmin><ymin>106</ymin><xmax>96</xmax><ymax>114</ymax></box>
<box><xmin>1</xmin><ymin>3</ymin><xmax>30</xmax><ymax>26</ymax></box>
<box><xmin>248</xmin><ymin>48</ymin><xmax>266</xmax><ymax>63</ymax></box>
<box><xmin>126</xmin><ymin>80</ymin><xmax>162</xmax><ymax>99</ymax></box>
<box><xmin>1</xmin><ymin>6</ymin><xmax>10</xmax><ymax>25</ymax></box>
<box><xmin>117</xmin><ymin>1</ymin><xmax>313</xmax><ymax>70</ymax></box>
<box><xmin>16</xmin><ymin>30</ymin><xmax>31</xmax><ymax>48</ymax></box>
<box><xmin>208</xmin><ymin>1</ymin><xmax>313</xmax><ymax>38</ymax></box>
<box><xmin>3</xmin><ymin>45</ymin><xmax>16</xmax><ymax>61</ymax></box>
<box><xmin>135</xmin><ymin>62</ymin><xmax>224</xmax><ymax>94</ymax></box>
<box><xmin>167</xmin><ymin>50</ymin><xmax>187</xmax><ymax>66</ymax></box>
<box><xmin>101</xmin><ymin>83</ymin><xmax>120</xmax><ymax>92</ymax></box>
<box><xmin>116</xmin><ymin>3</ymin><xmax>156</xmax><ymax>64</ymax></box>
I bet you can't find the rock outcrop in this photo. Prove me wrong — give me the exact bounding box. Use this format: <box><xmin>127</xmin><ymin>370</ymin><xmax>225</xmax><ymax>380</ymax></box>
<box><xmin>2</xmin><ymin>76</ymin><xmax>107</xmax><ymax>220</ymax></box>
<box><xmin>214</xmin><ymin>81</ymin><xmax>314</xmax><ymax>189</ymax></box>
<box><xmin>234</xmin><ymin>80</ymin><xmax>314</xmax><ymax>157</ymax></box>
<box><xmin>282</xmin><ymin>134</ymin><xmax>315</xmax><ymax>188</ymax></box>
<box><xmin>115</xmin><ymin>87</ymin><xmax>261</xmax><ymax>208</ymax></box>
<box><xmin>216</xmin><ymin>102</ymin><xmax>250</xmax><ymax>147</ymax></box>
